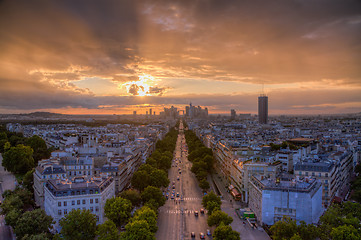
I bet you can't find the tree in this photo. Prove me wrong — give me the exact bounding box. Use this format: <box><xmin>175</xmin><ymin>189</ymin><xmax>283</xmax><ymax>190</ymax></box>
<box><xmin>199</xmin><ymin>179</ymin><xmax>210</xmax><ymax>191</ymax></box>
<box><xmin>330</xmin><ymin>225</ymin><xmax>361</xmax><ymax>240</ymax></box>
<box><xmin>4</xmin><ymin>208</ymin><xmax>21</xmax><ymax>228</ymax></box>
<box><xmin>141</xmin><ymin>186</ymin><xmax>165</xmax><ymax>209</ymax></box>
<box><xmin>149</xmin><ymin>169</ymin><xmax>169</xmax><ymax>188</ymax></box>
<box><xmin>202</xmin><ymin>191</ymin><xmax>221</xmax><ymax>210</ymax></box>
<box><xmin>21</xmin><ymin>233</ymin><xmax>51</xmax><ymax>240</ymax></box>
<box><xmin>206</xmin><ymin>201</ymin><xmax>221</xmax><ymax>215</ymax></box>
<box><xmin>195</xmin><ymin>170</ymin><xmax>208</xmax><ymax>181</ymax></box>
<box><xmin>132</xmin><ymin>206</ymin><xmax>158</xmax><ymax>233</ymax></box>
<box><xmin>157</xmin><ymin>155</ymin><xmax>172</xmax><ymax>171</ymax></box>
<box><xmin>0</xmin><ymin>194</ymin><xmax>23</xmax><ymax>215</ymax></box>
<box><xmin>270</xmin><ymin>217</ymin><xmax>298</xmax><ymax>240</ymax></box>
<box><xmin>9</xmin><ymin>134</ymin><xmax>25</xmax><ymax>146</ymax></box>
<box><xmin>213</xmin><ymin>223</ymin><xmax>240</xmax><ymax>240</ymax></box>
<box><xmin>14</xmin><ymin>209</ymin><xmax>53</xmax><ymax>240</ymax></box>
<box><xmin>2</xmin><ymin>144</ymin><xmax>34</xmax><ymax>174</ymax></box>
<box><xmin>290</xmin><ymin>234</ymin><xmax>302</xmax><ymax>240</ymax></box>
<box><xmin>120</xmin><ymin>189</ymin><xmax>142</xmax><ymax>207</ymax></box>
<box><xmin>131</xmin><ymin>170</ymin><xmax>151</xmax><ymax>191</ymax></box>
<box><xmin>104</xmin><ymin>197</ymin><xmax>132</xmax><ymax>227</ymax></box>
<box><xmin>0</xmin><ymin>139</ymin><xmax>9</xmax><ymax>153</ymax></box>
<box><xmin>96</xmin><ymin>220</ymin><xmax>119</xmax><ymax>240</ymax></box>
<box><xmin>207</xmin><ymin>210</ymin><xmax>233</xmax><ymax>227</ymax></box>
<box><xmin>121</xmin><ymin>220</ymin><xmax>155</xmax><ymax>240</ymax></box>
<box><xmin>23</xmin><ymin>169</ymin><xmax>35</xmax><ymax>193</ymax></box>
<box><xmin>25</xmin><ymin>135</ymin><xmax>50</xmax><ymax>164</ymax></box>
<box><xmin>297</xmin><ymin>221</ymin><xmax>319</xmax><ymax>240</ymax></box>
<box><xmin>59</xmin><ymin>209</ymin><xmax>97</xmax><ymax>240</ymax></box>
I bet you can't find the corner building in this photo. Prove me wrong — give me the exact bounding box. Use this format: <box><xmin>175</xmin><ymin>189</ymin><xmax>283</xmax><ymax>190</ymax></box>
<box><xmin>44</xmin><ymin>176</ymin><xmax>115</xmax><ymax>232</ymax></box>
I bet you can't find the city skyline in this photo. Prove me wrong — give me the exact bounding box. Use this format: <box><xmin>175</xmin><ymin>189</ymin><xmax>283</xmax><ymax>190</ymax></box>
<box><xmin>0</xmin><ymin>0</ymin><xmax>361</xmax><ymax>115</ymax></box>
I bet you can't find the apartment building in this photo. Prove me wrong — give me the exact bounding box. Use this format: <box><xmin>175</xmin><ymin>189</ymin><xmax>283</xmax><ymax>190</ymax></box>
<box><xmin>44</xmin><ymin>176</ymin><xmax>115</xmax><ymax>232</ymax></box>
<box><xmin>249</xmin><ymin>175</ymin><xmax>323</xmax><ymax>225</ymax></box>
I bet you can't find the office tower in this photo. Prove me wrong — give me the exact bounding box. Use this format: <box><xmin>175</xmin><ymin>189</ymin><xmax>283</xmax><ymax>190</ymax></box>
<box><xmin>133</xmin><ymin>111</ymin><xmax>136</xmax><ymax>116</ymax></box>
<box><xmin>149</xmin><ymin>108</ymin><xmax>152</xmax><ymax>116</ymax></box>
<box><xmin>258</xmin><ymin>95</ymin><xmax>268</xmax><ymax>124</ymax></box>
<box><xmin>231</xmin><ymin>109</ymin><xmax>236</xmax><ymax>120</ymax></box>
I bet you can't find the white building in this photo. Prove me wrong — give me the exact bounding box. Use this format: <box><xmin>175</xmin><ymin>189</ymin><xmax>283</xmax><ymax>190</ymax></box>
<box><xmin>249</xmin><ymin>175</ymin><xmax>323</xmax><ymax>225</ymax></box>
<box><xmin>44</xmin><ymin>176</ymin><xmax>115</xmax><ymax>232</ymax></box>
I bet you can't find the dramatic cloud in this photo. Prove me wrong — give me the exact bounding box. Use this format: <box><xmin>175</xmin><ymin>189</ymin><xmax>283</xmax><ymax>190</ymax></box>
<box><xmin>0</xmin><ymin>0</ymin><xmax>360</xmax><ymax>114</ymax></box>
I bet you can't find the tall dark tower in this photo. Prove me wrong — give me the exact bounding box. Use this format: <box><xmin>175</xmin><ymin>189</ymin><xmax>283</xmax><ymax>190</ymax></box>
<box><xmin>258</xmin><ymin>95</ymin><xmax>268</xmax><ymax>124</ymax></box>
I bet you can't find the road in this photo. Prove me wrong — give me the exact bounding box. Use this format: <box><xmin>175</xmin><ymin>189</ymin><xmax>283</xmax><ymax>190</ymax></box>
<box><xmin>157</xmin><ymin>121</ymin><xmax>210</xmax><ymax>240</ymax></box>
<box><xmin>156</xmin><ymin>122</ymin><xmax>270</xmax><ymax>240</ymax></box>
<box><xmin>0</xmin><ymin>153</ymin><xmax>16</xmax><ymax>240</ymax></box>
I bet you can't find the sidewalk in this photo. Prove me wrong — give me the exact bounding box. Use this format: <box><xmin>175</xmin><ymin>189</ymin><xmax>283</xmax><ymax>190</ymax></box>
<box><xmin>208</xmin><ymin>171</ymin><xmax>270</xmax><ymax>240</ymax></box>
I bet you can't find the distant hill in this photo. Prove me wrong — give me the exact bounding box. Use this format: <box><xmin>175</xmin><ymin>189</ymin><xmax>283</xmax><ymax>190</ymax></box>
<box><xmin>18</xmin><ymin>112</ymin><xmax>65</xmax><ymax>117</ymax></box>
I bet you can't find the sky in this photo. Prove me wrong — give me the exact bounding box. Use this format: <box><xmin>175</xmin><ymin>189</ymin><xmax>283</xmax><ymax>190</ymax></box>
<box><xmin>0</xmin><ymin>0</ymin><xmax>361</xmax><ymax>115</ymax></box>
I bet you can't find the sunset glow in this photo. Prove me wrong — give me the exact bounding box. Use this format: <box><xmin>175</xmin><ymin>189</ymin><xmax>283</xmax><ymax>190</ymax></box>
<box><xmin>0</xmin><ymin>0</ymin><xmax>360</xmax><ymax>115</ymax></box>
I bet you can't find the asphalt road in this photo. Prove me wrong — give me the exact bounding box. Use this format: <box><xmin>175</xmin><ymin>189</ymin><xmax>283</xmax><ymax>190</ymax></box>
<box><xmin>156</xmin><ymin>122</ymin><xmax>210</xmax><ymax>240</ymax></box>
<box><xmin>0</xmin><ymin>153</ymin><xmax>16</xmax><ymax>240</ymax></box>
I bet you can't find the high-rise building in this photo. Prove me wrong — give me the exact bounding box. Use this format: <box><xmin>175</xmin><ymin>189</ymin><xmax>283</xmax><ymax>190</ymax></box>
<box><xmin>133</xmin><ymin>111</ymin><xmax>136</xmax><ymax>116</ymax></box>
<box><xmin>149</xmin><ymin>109</ymin><xmax>152</xmax><ymax>116</ymax></box>
<box><xmin>258</xmin><ymin>95</ymin><xmax>268</xmax><ymax>124</ymax></box>
<box><xmin>230</xmin><ymin>109</ymin><xmax>236</xmax><ymax>120</ymax></box>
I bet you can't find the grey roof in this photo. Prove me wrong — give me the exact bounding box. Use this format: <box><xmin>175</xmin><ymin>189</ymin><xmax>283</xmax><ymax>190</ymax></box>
<box><xmin>294</xmin><ymin>161</ymin><xmax>334</xmax><ymax>172</ymax></box>
<box><xmin>39</xmin><ymin>165</ymin><xmax>66</xmax><ymax>175</ymax></box>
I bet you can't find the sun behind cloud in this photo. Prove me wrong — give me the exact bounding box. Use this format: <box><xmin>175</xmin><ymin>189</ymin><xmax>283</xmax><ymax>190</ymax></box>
<box><xmin>123</xmin><ymin>74</ymin><xmax>156</xmax><ymax>96</ymax></box>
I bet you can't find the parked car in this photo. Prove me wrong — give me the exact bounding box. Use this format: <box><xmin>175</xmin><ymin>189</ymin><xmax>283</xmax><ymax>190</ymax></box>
<box><xmin>200</xmin><ymin>208</ymin><xmax>204</xmax><ymax>214</ymax></box>
<box><xmin>194</xmin><ymin>211</ymin><xmax>199</xmax><ymax>217</ymax></box>
<box><xmin>206</xmin><ymin>229</ymin><xmax>211</xmax><ymax>236</ymax></box>
<box><xmin>200</xmin><ymin>232</ymin><xmax>205</xmax><ymax>239</ymax></box>
<box><xmin>191</xmin><ymin>232</ymin><xmax>195</xmax><ymax>238</ymax></box>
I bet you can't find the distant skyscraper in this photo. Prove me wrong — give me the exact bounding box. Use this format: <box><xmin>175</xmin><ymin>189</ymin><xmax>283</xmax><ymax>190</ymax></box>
<box><xmin>258</xmin><ymin>95</ymin><xmax>268</xmax><ymax>124</ymax></box>
<box><xmin>149</xmin><ymin>108</ymin><xmax>152</xmax><ymax>116</ymax></box>
<box><xmin>231</xmin><ymin>109</ymin><xmax>236</xmax><ymax>120</ymax></box>
<box><xmin>133</xmin><ymin>111</ymin><xmax>136</xmax><ymax>116</ymax></box>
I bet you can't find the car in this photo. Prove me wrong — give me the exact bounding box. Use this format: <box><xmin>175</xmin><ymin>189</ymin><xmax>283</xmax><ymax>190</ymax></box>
<box><xmin>171</xmin><ymin>195</ymin><xmax>174</xmax><ymax>199</ymax></box>
<box><xmin>194</xmin><ymin>211</ymin><xmax>199</xmax><ymax>217</ymax></box>
<box><xmin>179</xmin><ymin>171</ymin><xmax>181</xmax><ymax>174</ymax></box>
<box><xmin>177</xmin><ymin>176</ymin><xmax>180</xmax><ymax>180</ymax></box>
<box><xmin>172</xmin><ymin>185</ymin><xmax>175</xmax><ymax>189</ymax></box>
<box><xmin>191</xmin><ymin>232</ymin><xmax>195</xmax><ymax>238</ymax></box>
<box><xmin>176</xmin><ymin>192</ymin><xmax>180</xmax><ymax>197</ymax></box>
<box><xmin>200</xmin><ymin>232</ymin><xmax>205</xmax><ymax>239</ymax></box>
<box><xmin>166</xmin><ymin>195</ymin><xmax>169</xmax><ymax>200</ymax></box>
<box><xmin>206</xmin><ymin>229</ymin><xmax>211</xmax><ymax>236</ymax></box>
<box><xmin>200</xmin><ymin>208</ymin><xmax>204</xmax><ymax>214</ymax></box>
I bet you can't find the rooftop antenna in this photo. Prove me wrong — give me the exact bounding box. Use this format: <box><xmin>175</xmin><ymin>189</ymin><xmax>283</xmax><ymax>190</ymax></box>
<box><xmin>262</xmin><ymin>83</ymin><xmax>265</xmax><ymax>96</ymax></box>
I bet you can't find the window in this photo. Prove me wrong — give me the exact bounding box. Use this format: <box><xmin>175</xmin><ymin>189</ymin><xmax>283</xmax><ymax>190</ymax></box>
<box><xmin>82</xmin><ymin>199</ymin><xmax>86</xmax><ymax>205</ymax></box>
<box><xmin>64</xmin><ymin>209</ymin><xmax>67</xmax><ymax>215</ymax></box>
<box><xmin>95</xmin><ymin>207</ymin><xmax>99</xmax><ymax>212</ymax></box>
<box><xmin>319</xmin><ymin>173</ymin><xmax>321</xmax><ymax>177</ymax></box>
<box><xmin>58</xmin><ymin>210</ymin><xmax>62</xmax><ymax>216</ymax></box>
<box><xmin>90</xmin><ymin>207</ymin><xmax>93</xmax><ymax>212</ymax></box>
<box><xmin>77</xmin><ymin>200</ymin><xmax>80</xmax><ymax>205</ymax></box>
<box><xmin>312</xmin><ymin>172</ymin><xmax>315</xmax><ymax>176</ymax></box>
<box><xmin>325</xmin><ymin>173</ymin><xmax>328</xmax><ymax>177</ymax></box>
<box><xmin>299</xmin><ymin>171</ymin><xmax>302</xmax><ymax>175</ymax></box>
<box><xmin>64</xmin><ymin>201</ymin><xmax>67</xmax><ymax>206</ymax></box>
<box><xmin>95</xmin><ymin>199</ymin><xmax>99</xmax><ymax>203</ymax></box>
<box><xmin>58</xmin><ymin>202</ymin><xmax>61</xmax><ymax>207</ymax></box>
<box><xmin>90</xmin><ymin>199</ymin><xmax>93</xmax><ymax>204</ymax></box>
<box><xmin>90</xmin><ymin>190</ymin><xmax>93</xmax><ymax>194</ymax></box>
<box><xmin>83</xmin><ymin>207</ymin><xmax>86</xmax><ymax>210</ymax></box>
<box><xmin>72</xmin><ymin>200</ymin><xmax>75</xmax><ymax>206</ymax></box>
<box><xmin>305</xmin><ymin>172</ymin><xmax>309</xmax><ymax>176</ymax></box>
<box><xmin>96</xmin><ymin>216</ymin><xmax>99</xmax><ymax>222</ymax></box>
<box><xmin>325</xmin><ymin>180</ymin><xmax>328</xmax><ymax>184</ymax></box>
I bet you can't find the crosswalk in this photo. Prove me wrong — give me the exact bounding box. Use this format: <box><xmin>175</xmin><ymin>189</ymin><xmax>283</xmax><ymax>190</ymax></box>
<box><xmin>162</xmin><ymin>209</ymin><xmax>208</xmax><ymax>214</ymax></box>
